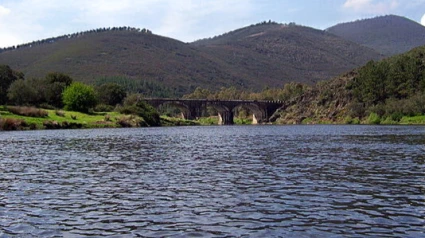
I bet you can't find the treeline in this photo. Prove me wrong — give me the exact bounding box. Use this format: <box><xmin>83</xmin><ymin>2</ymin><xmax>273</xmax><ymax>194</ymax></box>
<box><xmin>192</xmin><ymin>20</ymin><xmax>297</xmax><ymax>44</ymax></box>
<box><xmin>0</xmin><ymin>66</ymin><xmax>160</xmax><ymax>126</ymax></box>
<box><xmin>0</xmin><ymin>26</ymin><xmax>153</xmax><ymax>52</ymax></box>
<box><xmin>183</xmin><ymin>82</ymin><xmax>310</xmax><ymax>101</ymax></box>
<box><xmin>93</xmin><ymin>76</ymin><xmax>176</xmax><ymax>98</ymax></box>
<box><xmin>347</xmin><ymin>46</ymin><xmax>425</xmax><ymax>121</ymax></box>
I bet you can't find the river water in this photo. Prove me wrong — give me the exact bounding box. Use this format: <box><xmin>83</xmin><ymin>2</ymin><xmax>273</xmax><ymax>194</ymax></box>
<box><xmin>0</xmin><ymin>125</ymin><xmax>424</xmax><ymax>237</ymax></box>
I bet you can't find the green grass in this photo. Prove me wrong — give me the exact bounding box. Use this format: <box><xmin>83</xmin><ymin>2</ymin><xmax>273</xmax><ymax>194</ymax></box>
<box><xmin>196</xmin><ymin>117</ymin><xmax>219</xmax><ymax>125</ymax></box>
<box><xmin>399</xmin><ymin>115</ymin><xmax>425</xmax><ymax>124</ymax></box>
<box><xmin>234</xmin><ymin>117</ymin><xmax>252</xmax><ymax>125</ymax></box>
<box><xmin>0</xmin><ymin>106</ymin><xmax>125</xmax><ymax>129</ymax></box>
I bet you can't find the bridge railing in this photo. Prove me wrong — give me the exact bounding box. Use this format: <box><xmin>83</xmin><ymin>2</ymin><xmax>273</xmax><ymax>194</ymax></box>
<box><xmin>143</xmin><ymin>98</ymin><xmax>284</xmax><ymax>104</ymax></box>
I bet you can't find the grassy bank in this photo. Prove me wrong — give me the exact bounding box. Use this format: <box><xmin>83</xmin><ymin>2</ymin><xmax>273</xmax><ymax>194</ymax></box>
<box><xmin>0</xmin><ymin>105</ymin><xmax>209</xmax><ymax>130</ymax></box>
<box><xmin>3</xmin><ymin>105</ymin><xmax>424</xmax><ymax>131</ymax></box>
<box><xmin>0</xmin><ymin>106</ymin><xmax>131</xmax><ymax>130</ymax></box>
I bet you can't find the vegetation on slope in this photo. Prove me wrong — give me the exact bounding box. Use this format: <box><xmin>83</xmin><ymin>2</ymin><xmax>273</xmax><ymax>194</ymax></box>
<box><xmin>182</xmin><ymin>45</ymin><xmax>425</xmax><ymax>125</ymax></box>
<box><xmin>275</xmin><ymin>45</ymin><xmax>425</xmax><ymax>124</ymax></box>
<box><xmin>327</xmin><ymin>15</ymin><xmax>425</xmax><ymax>56</ymax></box>
<box><xmin>0</xmin><ymin>22</ymin><xmax>381</xmax><ymax>95</ymax></box>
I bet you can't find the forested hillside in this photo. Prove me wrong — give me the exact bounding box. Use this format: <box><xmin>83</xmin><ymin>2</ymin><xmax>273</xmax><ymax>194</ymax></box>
<box><xmin>0</xmin><ymin>22</ymin><xmax>381</xmax><ymax>96</ymax></box>
<box><xmin>275</xmin><ymin>45</ymin><xmax>425</xmax><ymax>124</ymax></box>
<box><xmin>327</xmin><ymin>15</ymin><xmax>425</xmax><ymax>56</ymax></box>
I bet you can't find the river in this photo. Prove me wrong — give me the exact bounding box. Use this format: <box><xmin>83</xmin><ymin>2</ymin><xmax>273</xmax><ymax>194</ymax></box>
<box><xmin>0</xmin><ymin>125</ymin><xmax>424</xmax><ymax>237</ymax></box>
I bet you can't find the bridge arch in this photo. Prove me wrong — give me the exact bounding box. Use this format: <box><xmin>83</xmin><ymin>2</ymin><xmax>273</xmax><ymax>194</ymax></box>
<box><xmin>232</xmin><ymin>103</ymin><xmax>267</xmax><ymax>124</ymax></box>
<box><xmin>143</xmin><ymin>98</ymin><xmax>283</xmax><ymax>125</ymax></box>
<box><xmin>156</xmin><ymin>101</ymin><xmax>192</xmax><ymax>120</ymax></box>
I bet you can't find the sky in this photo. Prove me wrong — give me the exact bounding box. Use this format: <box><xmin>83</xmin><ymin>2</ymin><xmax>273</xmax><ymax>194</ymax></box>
<box><xmin>0</xmin><ymin>0</ymin><xmax>425</xmax><ymax>48</ymax></box>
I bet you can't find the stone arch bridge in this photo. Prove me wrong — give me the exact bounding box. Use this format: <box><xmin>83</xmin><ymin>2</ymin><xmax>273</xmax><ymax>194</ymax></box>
<box><xmin>143</xmin><ymin>98</ymin><xmax>284</xmax><ymax>125</ymax></box>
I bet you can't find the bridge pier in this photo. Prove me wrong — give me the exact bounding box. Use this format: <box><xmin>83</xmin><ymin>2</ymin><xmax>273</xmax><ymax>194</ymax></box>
<box><xmin>218</xmin><ymin>111</ymin><xmax>234</xmax><ymax>125</ymax></box>
<box><xmin>180</xmin><ymin>105</ymin><xmax>202</xmax><ymax>120</ymax></box>
<box><xmin>143</xmin><ymin>98</ymin><xmax>283</xmax><ymax>125</ymax></box>
<box><xmin>252</xmin><ymin>111</ymin><xmax>267</xmax><ymax>124</ymax></box>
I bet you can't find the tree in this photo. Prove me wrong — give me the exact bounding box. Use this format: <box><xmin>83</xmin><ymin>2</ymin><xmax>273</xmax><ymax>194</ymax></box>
<box><xmin>97</xmin><ymin>83</ymin><xmax>126</xmax><ymax>106</ymax></box>
<box><xmin>62</xmin><ymin>82</ymin><xmax>97</xmax><ymax>113</ymax></box>
<box><xmin>0</xmin><ymin>65</ymin><xmax>24</xmax><ymax>104</ymax></box>
<box><xmin>7</xmin><ymin>79</ymin><xmax>40</xmax><ymax>105</ymax></box>
<box><xmin>44</xmin><ymin>72</ymin><xmax>73</xmax><ymax>108</ymax></box>
<box><xmin>119</xmin><ymin>93</ymin><xmax>161</xmax><ymax>126</ymax></box>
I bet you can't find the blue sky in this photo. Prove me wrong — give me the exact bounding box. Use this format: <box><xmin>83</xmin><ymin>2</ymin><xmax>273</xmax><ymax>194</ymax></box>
<box><xmin>0</xmin><ymin>0</ymin><xmax>424</xmax><ymax>48</ymax></box>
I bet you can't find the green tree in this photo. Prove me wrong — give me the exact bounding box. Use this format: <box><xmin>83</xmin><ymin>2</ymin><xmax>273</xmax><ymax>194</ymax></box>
<box><xmin>44</xmin><ymin>72</ymin><xmax>73</xmax><ymax>108</ymax></box>
<box><xmin>97</xmin><ymin>83</ymin><xmax>127</xmax><ymax>106</ymax></box>
<box><xmin>62</xmin><ymin>82</ymin><xmax>97</xmax><ymax>113</ymax></box>
<box><xmin>183</xmin><ymin>87</ymin><xmax>212</xmax><ymax>99</ymax></box>
<box><xmin>119</xmin><ymin>93</ymin><xmax>161</xmax><ymax>126</ymax></box>
<box><xmin>7</xmin><ymin>78</ymin><xmax>49</xmax><ymax>106</ymax></box>
<box><xmin>0</xmin><ymin>65</ymin><xmax>24</xmax><ymax>104</ymax></box>
<box><xmin>7</xmin><ymin>79</ymin><xmax>40</xmax><ymax>105</ymax></box>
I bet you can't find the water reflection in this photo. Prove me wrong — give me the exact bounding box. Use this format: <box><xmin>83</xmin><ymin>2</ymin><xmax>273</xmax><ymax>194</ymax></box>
<box><xmin>0</xmin><ymin>125</ymin><xmax>424</xmax><ymax>237</ymax></box>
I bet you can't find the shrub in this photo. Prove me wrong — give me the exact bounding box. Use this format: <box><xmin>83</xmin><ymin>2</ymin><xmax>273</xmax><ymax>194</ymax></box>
<box><xmin>116</xmin><ymin>115</ymin><xmax>145</xmax><ymax>127</ymax></box>
<box><xmin>55</xmin><ymin>110</ymin><xmax>66</xmax><ymax>117</ymax></box>
<box><xmin>43</xmin><ymin>120</ymin><xmax>83</xmax><ymax>129</ymax></box>
<box><xmin>39</xmin><ymin>103</ymin><xmax>56</xmax><ymax>110</ymax></box>
<box><xmin>97</xmin><ymin>83</ymin><xmax>126</xmax><ymax>106</ymax></box>
<box><xmin>119</xmin><ymin>100</ymin><xmax>160</xmax><ymax>126</ymax></box>
<box><xmin>7</xmin><ymin>106</ymin><xmax>48</xmax><ymax>117</ymax></box>
<box><xmin>62</xmin><ymin>82</ymin><xmax>97</xmax><ymax>113</ymax></box>
<box><xmin>344</xmin><ymin>116</ymin><xmax>353</xmax><ymax>124</ymax></box>
<box><xmin>94</xmin><ymin>104</ymin><xmax>114</xmax><ymax>112</ymax></box>
<box><xmin>367</xmin><ymin>112</ymin><xmax>381</xmax><ymax>125</ymax></box>
<box><xmin>0</xmin><ymin>118</ymin><xmax>26</xmax><ymax>130</ymax></box>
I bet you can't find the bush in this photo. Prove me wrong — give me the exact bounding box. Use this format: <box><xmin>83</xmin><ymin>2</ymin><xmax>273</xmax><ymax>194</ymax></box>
<box><xmin>39</xmin><ymin>103</ymin><xmax>56</xmax><ymax>110</ymax></box>
<box><xmin>94</xmin><ymin>104</ymin><xmax>114</xmax><ymax>112</ymax></box>
<box><xmin>0</xmin><ymin>118</ymin><xmax>27</xmax><ymax>130</ymax></box>
<box><xmin>43</xmin><ymin>120</ymin><xmax>83</xmax><ymax>129</ymax></box>
<box><xmin>344</xmin><ymin>116</ymin><xmax>353</xmax><ymax>124</ymax></box>
<box><xmin>55</xmin><ymin>110</ymin><xmax>66</xmax><ymax>117</ymax></box>
<box><xmin>348</xmin><ymin>102</ymin><xmax>366</xmax><ymax>118</ymax></box>
<box><xmin>119</xmin><ymin>96</ymin><xmax>160</xmax><ymax>126</ymax></box>
<box><xmin>97</xmin><ymin>83</ymin><xmax>126</xmax><ymax>106</ymax></box>
<box><xmin>7</xmin><ymin>106</ymin><xmax>48</xmax><ymax>117</ymax></box>
<box><xmin>367</xmin><ymin>112</ymin><xmax>381</xmax><ymax>125</ymax></box>
<box><xmin>62</xmin><ymin>82</ymin><xmax>97</xmax><ymax>113</ymax></box>
<box><xmin>116</xmin><ymin>115</ymin><xmax>145</xmax><ymax>127</ymax></box>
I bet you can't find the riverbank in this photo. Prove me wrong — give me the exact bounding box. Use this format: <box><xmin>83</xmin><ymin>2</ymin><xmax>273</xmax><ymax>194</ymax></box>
<box><xmin>2</xmin><ymin>105</ymin><xmax>425</xmax><ymax>131</ymax></box>
<box><xmin>0</xmin><ymin>106</ymin><xmax>202</xmax><ymax>130</ymax></box>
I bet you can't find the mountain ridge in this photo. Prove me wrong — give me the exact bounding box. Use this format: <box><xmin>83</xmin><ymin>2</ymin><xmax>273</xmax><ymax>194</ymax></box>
<box><xmin>0</xmin><ymin>20</ymin><xmax>386</xmax><ymax>96</ymax></box>
<box><xmin>326</xmin><ymin>15</ymin><xmax>425</xmax><ymax>56</ymax></box>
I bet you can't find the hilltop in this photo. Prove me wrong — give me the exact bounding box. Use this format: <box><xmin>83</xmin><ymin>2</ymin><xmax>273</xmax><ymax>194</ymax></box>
<box><xmin>0</xmin><ymin>23</ymin><xmax>382</xmax><ymax>96</ymax></box>
<box><xmin>192</xmin><ymin>22</ymin><xmax>382</xmax><ymax>86</ymax></box>
<box><xmin>326</xmin><ymin>15</ymin><xmax>425</xmax><ymax>56</ymax></box>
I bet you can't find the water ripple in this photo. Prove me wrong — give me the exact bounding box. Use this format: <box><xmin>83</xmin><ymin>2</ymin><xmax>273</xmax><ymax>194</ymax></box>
<box><xmin>0</xmin><ymin>125</ymin><xmax>424</xmax><ymax>237</ymax></box>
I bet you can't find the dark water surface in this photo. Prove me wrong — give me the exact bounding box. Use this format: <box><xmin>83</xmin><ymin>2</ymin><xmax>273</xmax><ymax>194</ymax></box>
<box><xmin>0</xmin><ymin>125</ymin><xmax>424</xmax><ymax>237</ymax></box>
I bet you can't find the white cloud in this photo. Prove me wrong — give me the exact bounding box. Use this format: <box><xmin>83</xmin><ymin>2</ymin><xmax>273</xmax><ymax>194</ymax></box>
<box><xmin>155</xmin><ymin>0</ymin><xmax>254</xmax><ymax>42</ymax></box>
<box><xmin>421</xmin><ymin>13</ymin><xmax>425</xmax><ymax>25</ymax></box>
<box><xmin>0</xmin><ymin>5</ymin><xmax>11</xmax><ymax>16</ymax></box>
<box><xmin>343</xmin><ymin>0</ymin><xmax>399</xmax><ymax>14</ymax></box>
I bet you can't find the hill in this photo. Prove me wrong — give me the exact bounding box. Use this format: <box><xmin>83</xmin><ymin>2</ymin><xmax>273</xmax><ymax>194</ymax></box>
<box><xmin>273</xmin><ymin>45</ymin><xmax>425</xmax><ymax>124</ymax></box>
<box><xmin>0</xmin><ymin>23</ymin><xmax>382</xmax><ymax>96</ymax></box>
<box><xmin>192</xmin><ymin>22</ymin><xmax>382</xmax><ymax>86</ymax></box>
<box><xmin>326</xmin><ymin>15</ymin><xmax>425</xmax><ymax>56</ymax></box>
